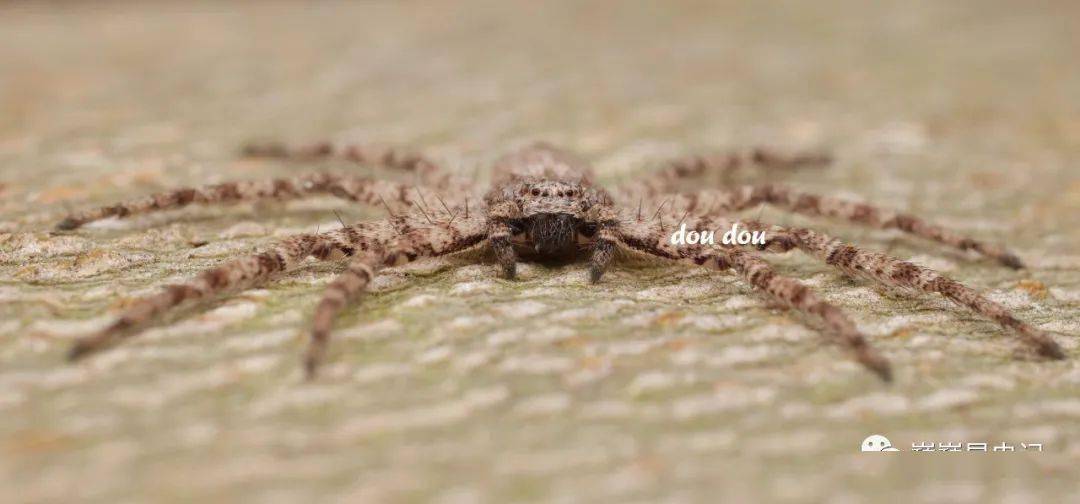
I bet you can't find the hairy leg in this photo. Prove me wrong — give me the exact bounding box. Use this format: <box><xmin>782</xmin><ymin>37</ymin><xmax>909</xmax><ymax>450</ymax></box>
<box><xmin>56</xmin><ymin>173</ymin><xmax>453</xmax><ymax>230</ymax></box>
<box><xmin>654</xmin><ymin>185</ymin><xmax>1025</xmax><ymax>268</ymax></box>
<box><xmin>613</xmin><ymin>215</ymin><xmax>891</xmax><ymax>381</ymax></box>
<box><xmin>755</xmin><ymin>223</ymin><xmax>1065</xmax><ymax>359</ymax></box>
<box><xmin>588</xmin><ymin>228</ymin><xmax>617</xmax><ymax>284</ymax></box>
<box><xmin>614</xmin><ymin>147</ymin><xmax>831</xmax><ymax>201</ymax></box>
<box><xmin>586</xmin><ymin>207</ymin><xmax>620</xmax><ymax>283</ymax></box>
<box><xmin>241</xmin><ymin>139</ymin><xmax>465</xmax><ymax>190</ymax></box>
<box><xmin>304</xmin><ymin>217</ymin><xmax>488</xmax><ymax>377</ymax></box>
<box><xmin>484</xmin><ymin>199</ymin><xmax>519</xmax><ymax>279</ymax></box>
<box><xmin>67</xmin><ymin>219</ymin><xmax>401</xmax><ymax>360</ymax></box>
<box><xmin>655</xmin><ymin>209</ymin><xmax>1063</xmax><ymax>359</ymax></box>
<box><xmin>488</xmin><ymin>221</ymin><xmax>517</xmax><ymax>279</ymax></box>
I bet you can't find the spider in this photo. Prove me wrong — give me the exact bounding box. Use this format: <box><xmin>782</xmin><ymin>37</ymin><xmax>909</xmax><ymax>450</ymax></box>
<box><xmin>57</xmin><ymin>140</ymin><xmax>1066</xmax><ymax>381</ymax></box>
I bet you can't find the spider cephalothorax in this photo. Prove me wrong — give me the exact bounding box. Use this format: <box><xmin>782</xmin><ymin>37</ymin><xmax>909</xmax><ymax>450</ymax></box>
<box><xmin>482</xmin><ymin>144</ymin><xmax>617</xmax><ymax>273</ymax></box>
<box><xmin>57</xmin><ymin>140</ymin><xmax>1066</xmax><ymax>381</ymax></box>
<box><xmin>489</xmin><ymin>179</ymin><xmax>600</xmax><ymax>256</ymax></box>
<box><xmin>486</xmin><ymin>155</ymin><xmax>613</xmax><ymax>257</ymax></box>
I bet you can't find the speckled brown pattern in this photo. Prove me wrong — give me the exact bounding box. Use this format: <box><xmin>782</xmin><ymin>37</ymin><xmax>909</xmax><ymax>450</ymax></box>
<box><xmin>56</xmin><ymin>172</ymin><xmax>454</xmax><ymax>231</ymax></box>
<box><xmin>3</xmin><ymin>1</ymin><xmax>1079</xmax><ymax>502</ymax></box>
<box><xmin>62</xmin><ymin>142</ymin><xmax>1061</xmax><ymax>381</ymax></box>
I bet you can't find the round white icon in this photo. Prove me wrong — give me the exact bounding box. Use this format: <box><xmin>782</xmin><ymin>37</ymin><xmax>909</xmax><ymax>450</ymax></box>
<box><xmin>861</xmin><ymin>434</ymin><xmax>900</xmax><ymax>452</ymax></box>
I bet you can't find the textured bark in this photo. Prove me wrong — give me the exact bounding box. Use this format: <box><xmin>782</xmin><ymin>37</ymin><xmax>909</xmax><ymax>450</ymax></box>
<box><xmin>1</xmin><ymin>1</ymin><xmax>1078</xmax><ymax>503</ymax></box>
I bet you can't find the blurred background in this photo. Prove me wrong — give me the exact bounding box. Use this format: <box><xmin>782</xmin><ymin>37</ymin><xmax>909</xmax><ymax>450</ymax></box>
<box><xmin>1</xmin><ymin>1</ymin><xmax>1078</xmax><ymax>502</ymax></box>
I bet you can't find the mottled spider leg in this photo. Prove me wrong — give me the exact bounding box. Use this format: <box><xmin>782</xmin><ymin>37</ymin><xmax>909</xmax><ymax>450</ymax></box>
<box><xmin>67</xmin><ymin>220</ymin><xmax>398</xmax><ymax>360</ymax></box>
<box><xmin>241</xmin><ymin>140</ymin><xmax>463</xmax><ymax>190</ymax></box>
<box><xmin>613</xmin><ymin>147</ymin><xmax>831</xmax><ymax>202</ymax></box>
<box><xmin>718</xmin><ymin>247</ymin><xmax>891</xmax><ymax>380</ymax></box>
<box><xmin>305</xmin><ymin>250</ymin><xmax>380</xmax><ymax>379</ymax></box>
<box><xmin>304</xmin><ymin>216</ymin><xmax>488</xmax><ymax>378</ymax></box>
<box><xmin>56</xmin><ymin>172</ymin><xmax>447</xmax><ymax>230</ymax></box>
<box><xmin>489</xmin><ymin>222</ymin><xmax>517</xmax><ymax>279</ymax></box>
<box><xmin>486</xmin><ymin>201</ymin><xmax>520</xmax><ymax>279</ymax></box>
<box><xmin>740</xmin><ymin>222</ymin><xmax>1065</xmax><ymax>360</ymax></box>
<box><xmin>587</xmin><ymin>206</ymin><xmax>620</xmax><ymax>283</ymax></box>
<box><xmin>657</xmin><ymin>185</ymin><xmax>1025</xmax><ymax>268</ymax></box>
<box><xmin>613</xmin><ymin>214</ymin><xmax>892</xmax><ymax>381</ymax></box>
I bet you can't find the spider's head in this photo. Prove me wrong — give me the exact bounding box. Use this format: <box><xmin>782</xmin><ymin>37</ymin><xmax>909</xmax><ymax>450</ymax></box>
<box><xmin>511</xmin><ymin>180</ymin><xmax>598</xmax><ymax>255</ymax></box>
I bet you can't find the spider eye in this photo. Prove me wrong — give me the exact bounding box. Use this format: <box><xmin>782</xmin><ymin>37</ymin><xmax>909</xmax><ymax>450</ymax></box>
<box><xmin>531</xmin><ymin>188</ymin><xmax>541</xmax><ymax>196</ymax></box>
<box><xmin>578</xmin><ymin>222</ymin><xmax>598</xmax><ymax>237</ymax></box>
<box><xmin>507</xmin><ymin>220</ymin><xmax>525</xmax><ymax>234</ymax></box>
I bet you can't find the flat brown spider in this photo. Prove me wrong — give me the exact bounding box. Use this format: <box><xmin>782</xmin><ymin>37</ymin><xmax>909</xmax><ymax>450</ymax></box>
<box><xmin>58</xmin><ymin>140</ymin><xmax>1066</xmax><ymax>380</ymax></box>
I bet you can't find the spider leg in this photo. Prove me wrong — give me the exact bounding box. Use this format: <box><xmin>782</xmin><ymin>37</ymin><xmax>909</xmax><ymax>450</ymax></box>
<box><xmin>488</xmin><ymin>221</ymin><xmax>517</xmax><ymax>279</ymax></box>
<box><xmin>613</xmin><ymin>216</ymin><xmax>892</xmax><ymax>381</ymax></box>
<box><xmin>56</xmin><ymin>173</ymin><xmax>451</xmax><ymax>230</ymax></box>
<box><xmin>66</xmin><ymin>219</ymin><xmax>400</xmax><ymax>360</ymax></box>
<box><xmin>304</xmin><ymin>217</ymin><xmax>488</xmax><ymax>378</ymax></box>
<box><xmin>743</xmin><ymin>222</ymin><xmax>1065</xmax><ymax>359</ymax></box>
<box><xmin>614</xmin><ymin>147</ymin><xmax>831</xmax><ymax>201</ymax></box>
<box><xmin>657</xmin><ymin>185</ymin><xmax>1025</xmax><ymax>268</ymax></box>
<box><xmin>588</xmin><ymin>230</ymin><xmax>617</xmax><ymax>283</ymax></box>
<box><xmin>587</xmin><ymin>207</ymin><xmax>620</xmax><ymax>283</ymax></box>
<box><xmin>485</xmin><ymin>200</ymin><xmax>519</xmax><ymax>279</ymax></box>
<box><xmin>241</xmin><ymin>139</ymin><xmax>463</xmax><ymax>190</ymax></box>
